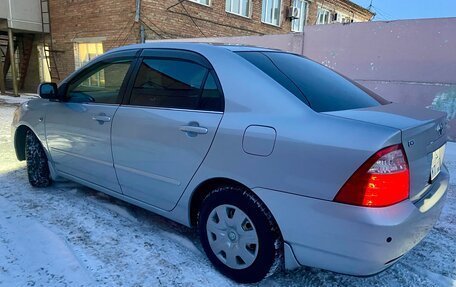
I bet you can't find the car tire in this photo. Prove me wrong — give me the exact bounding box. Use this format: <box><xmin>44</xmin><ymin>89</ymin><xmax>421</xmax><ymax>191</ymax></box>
<box><xmin>25</xmin><ymin>130</ymin><xmax>52</xmax><ymax>187</ymax></box>
<box><xmin>198</xmin><ymin>186</ymin><xmax>283</xmax><ymax>283</ymax></box>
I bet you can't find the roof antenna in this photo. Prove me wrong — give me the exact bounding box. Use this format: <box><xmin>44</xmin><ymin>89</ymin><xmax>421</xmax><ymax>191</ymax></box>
<box><xmin>368</xmin><ymin>0</ymin><xmax>373</xmax><ymax>11</ymax></box>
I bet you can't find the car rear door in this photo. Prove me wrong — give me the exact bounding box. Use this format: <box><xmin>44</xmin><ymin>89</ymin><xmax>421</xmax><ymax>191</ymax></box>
<box><xmin>111</xmin><ymin>49</ymin><xmax>224</xmax><ymax>211</ymax></box>
<box><xmin>45</xmin><ymin>50</ymin><xmax>137</xmax><ymax>193</ymax></box>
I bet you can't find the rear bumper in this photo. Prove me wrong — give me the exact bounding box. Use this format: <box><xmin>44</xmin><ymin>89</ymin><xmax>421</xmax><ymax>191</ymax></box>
<box><xmin>253</xmin><ymin>165</ymin><xmax>449</xmax><ymax>276</ymax></box>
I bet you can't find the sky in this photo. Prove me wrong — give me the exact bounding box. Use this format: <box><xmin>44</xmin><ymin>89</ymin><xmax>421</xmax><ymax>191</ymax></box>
<box><xmin>351</xmin><ymin>0</ymin><xmax>456</xmax><ymax>21</ymax></box>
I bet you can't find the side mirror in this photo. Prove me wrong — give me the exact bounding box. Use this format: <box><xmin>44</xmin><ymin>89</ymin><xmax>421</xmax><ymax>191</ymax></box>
<box><xmin>38</xmin><ymin>83</ymin><xmax>58</xmax><ymax>100</ymax></box>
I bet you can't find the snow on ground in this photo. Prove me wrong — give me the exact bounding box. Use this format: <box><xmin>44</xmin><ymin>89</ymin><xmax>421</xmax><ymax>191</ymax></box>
<box><xmin>0</xmin><ymin>94</ymin><xmax>39</xmax><ymax>105</ymax></box>
<box><xmin>0</xmin><ymin>101</ymin><xmax>455</xmax><ymax>287</ymax></box>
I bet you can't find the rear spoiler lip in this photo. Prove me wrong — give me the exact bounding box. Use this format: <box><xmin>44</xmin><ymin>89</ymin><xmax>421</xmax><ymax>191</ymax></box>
<box><xmin>323</xmin><ymin>103</ymin><xmax>448</xmax><ymax>132</ymax></box>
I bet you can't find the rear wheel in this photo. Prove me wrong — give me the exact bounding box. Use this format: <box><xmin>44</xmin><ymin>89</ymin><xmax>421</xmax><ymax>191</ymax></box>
<box><xmin>25</xmin><ymin>130</ymin><xmax>51</xmax><ymax>187</ymax></box>
<box><xmin>198</xmin><ymin>186</ymin><xmax>282</xmax><ymax>283</ymax></box>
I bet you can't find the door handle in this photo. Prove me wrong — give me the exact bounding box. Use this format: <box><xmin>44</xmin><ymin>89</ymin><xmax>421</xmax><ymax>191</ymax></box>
<box><xmin>180</xmin><ymin>123</ymin><xmax>208</xmax><ymax>136</ymax></box>
<box><xmin>92</xmin><ymin>115</ymin><xmax>111</xmax><ymax>123</ymax></box>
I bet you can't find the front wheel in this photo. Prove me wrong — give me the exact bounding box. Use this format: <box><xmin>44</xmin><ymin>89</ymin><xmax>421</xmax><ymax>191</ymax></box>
<box><xmin>198</xmin><ymin>186</ymin><xmax>283</xmax><ymax>283</ymax></box>
<box><xmin>25</xmin><ymin>130</ymin><xmax>52</xmax><ymax>187</ymax></box>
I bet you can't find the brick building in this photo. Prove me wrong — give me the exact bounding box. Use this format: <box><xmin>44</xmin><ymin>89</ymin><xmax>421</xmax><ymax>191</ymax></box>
<box><xmin>49</xmin><ymin>0</ymin><xmax>373</xmax><ymax>81</ymax></box>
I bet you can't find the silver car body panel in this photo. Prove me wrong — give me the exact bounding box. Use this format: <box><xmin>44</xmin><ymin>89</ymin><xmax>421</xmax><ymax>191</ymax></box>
<box><xmin>45</xmin><ymin>102</ymin><xmax>121</xmax><ymax>192</ymax></box>
<box><xmin>111</xmin><ymin>106</ymin><xmax>222</xmax><ymax>211</ymax></box>
<box><xmin>12</xmin><ymin>99</ymin><xmax>46</xmax><ymax>144</ymax></box>
<box><xmin>11</xmin><ymin>42</ymin><xmax>449</xmax><ymax>275</ymax></box>
<box><xmin>254</xmin><ymin>165</ymin><xmax>449</xmax><ymax>274</ymax></box>
<box><xmin>327</xmin><ymin>103</ymin><xmax>448</xmax><ymax>202</ymax></box>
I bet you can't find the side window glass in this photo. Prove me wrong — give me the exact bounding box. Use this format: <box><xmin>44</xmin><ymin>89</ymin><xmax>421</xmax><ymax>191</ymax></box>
<box><xmin>238</xmin><ymin>52</ymin><xmax>308</xmax><ymax>105</ymax></box>
<box><xmin>200</xmin><ymin>72</ymin><xmax>223</xmax><ymax>111</ymax></box>
<box><xmin>67</xmin><ymin>60</ymin><xmax>131</xmax><ymax>104</ymax></box>
<box><xmin>130</xmin><ymin>59</ymin><xmax>208</xmax><ymax>110</ymax></box>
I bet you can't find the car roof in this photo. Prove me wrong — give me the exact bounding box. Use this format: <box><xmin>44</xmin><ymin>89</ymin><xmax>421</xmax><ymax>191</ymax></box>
<box><xmin>107</xmin><ymin>42</ymin><xmax>279</xmax><ymax>54</ymax></box>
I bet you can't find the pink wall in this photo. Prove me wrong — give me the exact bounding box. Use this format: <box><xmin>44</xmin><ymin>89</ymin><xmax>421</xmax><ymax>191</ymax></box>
<box><xmin>153</xmin><ymin>18</ymin><xmax>456</xmax><ymax>139</ymax></box>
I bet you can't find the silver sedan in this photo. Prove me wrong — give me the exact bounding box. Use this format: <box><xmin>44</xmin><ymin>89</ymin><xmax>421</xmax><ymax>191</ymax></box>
<box><xmin>11</xmin><ymin>43</ymin><xmax>449</xmax><ymax>283</ymax></box>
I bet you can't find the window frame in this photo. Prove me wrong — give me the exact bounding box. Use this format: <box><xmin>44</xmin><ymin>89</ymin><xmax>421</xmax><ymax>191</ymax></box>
<box><xmin>188</xmin><ymin>0</ymin><xmax>211</xmax><ymax>7</ymax></box>
<box><xmin>291</xmin><ymin>0</ymin><xmax>309</xmax><ymax>32</ymax></box>
<box><xmin>333</xmin><ymin>12</ymin><xmax>351</xmax><ymax>23</ymax></box>
<box><xmin>123</xmin><ymin>49</ymin><xmax>225</xmax><ymax>113</ymax></box>
<box><xmin>73</xmin><ymin>42</ymin><xmax>104</xmax><ymax>70</ymax></box>
<box><xmin>261</xmin><ymin>0</ymin><xmax>282</xmax><ymax>27</ymax></box>
<box><xmin>226</xmin><ymin>0</ymin><xmax>252</xmax><ymax>18</ymax></box>
<box><xmin>316</xmin><ymin>7</ymin><xmax>331</xmax><ymax>25</ymax></box>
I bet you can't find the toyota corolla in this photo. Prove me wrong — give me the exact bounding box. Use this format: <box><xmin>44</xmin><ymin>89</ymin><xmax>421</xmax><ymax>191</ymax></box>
<box><xmin>11</xmin><ymin>43</ymin><xmax>449</xmax><ymax>283</ymax></box>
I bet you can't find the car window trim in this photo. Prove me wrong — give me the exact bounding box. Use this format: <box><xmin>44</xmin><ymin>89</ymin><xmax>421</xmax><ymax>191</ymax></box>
<box><xmin>140</xmin><ymin>48</ymin><xmax>212</xmax><ymax>69</ymax></box>
<box><xmin>120</xmin><ymin>104</ymin><xmax>223</xmax><ymax>114</ymax></box>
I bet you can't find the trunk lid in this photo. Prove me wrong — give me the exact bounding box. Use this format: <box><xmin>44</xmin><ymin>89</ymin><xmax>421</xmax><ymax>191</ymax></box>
<box><xmin>326</xmin><ymin>103</ymin><xmax>448</xmax><ymax>202</ymax></box>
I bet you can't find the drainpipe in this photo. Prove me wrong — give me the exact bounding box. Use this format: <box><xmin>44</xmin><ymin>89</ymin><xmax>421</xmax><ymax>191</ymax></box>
<box><xmin>135</xmin><ymin>0</ymin><xmax>145</xmax><ymax>43</ymax></box>
<box><xmin>0</xmin><ymin>55</ymin><xmax>5</xmax><ymax>94</ymax></box>
<box><xmin>135</xmin><ymin>0</ymin><xmax>141</xmax><ymax>22</ymax></box>
<box><xmin>140</xmin><ymin>25</ymin><xmax>145</xmax><ymax>43</ymax></box>
<box><xmin>8</xmin><ymin>28</ymin><xmax>18</xmax><ymax>97</ymax></box>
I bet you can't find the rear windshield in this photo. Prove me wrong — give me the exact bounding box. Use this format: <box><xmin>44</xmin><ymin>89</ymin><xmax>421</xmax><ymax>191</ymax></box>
<box><xmin>237</xmin><ymin>51</ymin><xmax>388</xmax><ymax>112</ymax></box>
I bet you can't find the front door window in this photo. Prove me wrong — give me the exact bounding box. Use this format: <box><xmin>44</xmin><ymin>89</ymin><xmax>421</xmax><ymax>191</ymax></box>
<box><xmin>67</xmin><ymin>60</ymin><xmax>132</xmax><ymax>104</ymax></box>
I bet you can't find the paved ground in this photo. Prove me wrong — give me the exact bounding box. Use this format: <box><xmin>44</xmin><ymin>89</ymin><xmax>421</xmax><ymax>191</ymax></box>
<box><xmin>0</xmin><ymin>96</ymin><xmax>455</xmax><ymax>286</ymax></box>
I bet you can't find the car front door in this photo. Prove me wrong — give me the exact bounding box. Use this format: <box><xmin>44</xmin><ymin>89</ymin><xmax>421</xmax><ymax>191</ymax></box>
<box><xmin>45</xmin><ymin>51</ymin><xmax>137</xmax><ymax>192</ymax></box>
<box><xmin>111</xmin><ymin>49</ymin><xmax>224</xmax><ymax>210</ymax></box>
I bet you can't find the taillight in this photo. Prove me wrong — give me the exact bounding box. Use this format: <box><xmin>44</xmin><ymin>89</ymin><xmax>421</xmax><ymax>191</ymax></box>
<box><xmin>334</xmin><ymin>144</ymin><xmax>410</xmax><ymax>207</ymax></box>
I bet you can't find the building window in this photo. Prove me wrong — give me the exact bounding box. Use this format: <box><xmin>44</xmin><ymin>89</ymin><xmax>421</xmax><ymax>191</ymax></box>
<box><xmin>189</xmin><ymin>0</ymin><xmax>210</xmax><ymax>6</ymax></box>
<box><xmin>262</xmin><ymin>0</ymin><xmax>282</xmax><ymax>26</ymax></box>
<box><xmin>334</xmin><ymin>12</ymin><xmax>352</xmax><ymax>23</ymax></box>
<box><xmin>226</xmin><ymin>0</ymin><xmax>251</xmax><ymax>18</ymax></box>
<box><xmin>74</xmin><ymin>42</ymin><xmax>103</xmax><ymax>70</ymax></box>
<box><xmin>291</xmin><ymin>0</ymin><xmax>309</xmax><ymax>32</ymax></box>
<box><xmin>316</xmin><ymin>7</ymin><xmax>331</xmax><ymax>24</ymax></box>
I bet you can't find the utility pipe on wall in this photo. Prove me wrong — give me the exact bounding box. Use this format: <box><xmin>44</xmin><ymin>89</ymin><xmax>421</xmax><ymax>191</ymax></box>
<box><xmin>136</xmin><ymin>0</ymin><xmax>146</xmax><ymax>43</ymax></box>
<box><xmin>135</xmin><ymin>0</ymin><xmax>141</xmax><ymax>22</ymax></box>
<box><xmin>8</xmin><ymin>28</ymin><xmax>18</xmax><ymax>97</ymax></box>
<box><xmin>0</xmin><ymin>57</ymin><xmax>5</xmax><ymax>94</ymax></box>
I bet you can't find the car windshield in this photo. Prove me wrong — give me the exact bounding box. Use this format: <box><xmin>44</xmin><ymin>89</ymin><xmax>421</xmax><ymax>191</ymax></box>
<box><xmin>237</xmin><ymin>51</ymin><xmax>389</xmax><ymax>112</ymax></box>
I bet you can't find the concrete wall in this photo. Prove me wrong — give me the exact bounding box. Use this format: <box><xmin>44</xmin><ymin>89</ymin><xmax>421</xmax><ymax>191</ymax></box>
<box><xmin>0</xmin><ymin>0</ymin><xmax>43</xmax><ymax>32</ymax></box>
<box><xmin>22</xmin><ymin>39</ymin><xmax>41</xmax><ymax>92</ymax></box>
<box><xmin>153</xmin><ymin>18</ymin><xmax>456</xmax><ymax>139</ymax></box>
<box><xmin>0</xmin><ymin>0</ymin><xmax>8</xmax><ymax>20</ymax></box>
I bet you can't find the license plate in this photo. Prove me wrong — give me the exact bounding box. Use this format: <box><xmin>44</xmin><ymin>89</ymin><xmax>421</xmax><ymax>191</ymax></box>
<box><xmin>430</xmin><ymin>144</ymin><xmax>446</xmax><ymax>181</ymax></box>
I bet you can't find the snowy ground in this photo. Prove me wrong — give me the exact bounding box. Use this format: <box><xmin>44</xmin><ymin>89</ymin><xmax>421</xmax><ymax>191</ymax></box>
<box><xmin>0</xmin><ymin>98</ymin><xmax>455</xmax><ymax>287</ymax></box>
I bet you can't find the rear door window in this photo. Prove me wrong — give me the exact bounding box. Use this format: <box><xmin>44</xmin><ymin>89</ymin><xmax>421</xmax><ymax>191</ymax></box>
<box><xmin>130</xmin><ymin>58</ymin><xmax>223</xmax><ymax>111</ymax></box>
<box><xmin>237</xmin><ymin>51</ymin><xmax>387</xmax><ymax>112</ymax></box>
<box><xmin>200</xmin><ymin>72</ymin><xmax>224</xmax><ymax>111</ymax></box>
